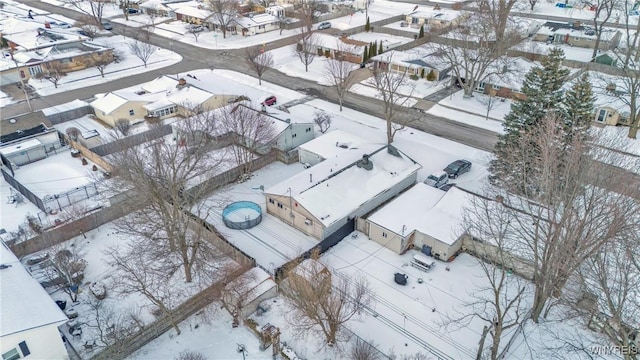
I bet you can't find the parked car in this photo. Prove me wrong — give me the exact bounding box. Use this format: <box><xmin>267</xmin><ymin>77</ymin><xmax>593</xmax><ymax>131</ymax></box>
<box><xmin>101</xmin><ymin>21</ymin><xmax>113</xmax><ymax>30</ymax></box>
<box><xmin>424</xmin><ymin>171</ymin><xmax>449</xmax><ymax>188</ymax></box>
<box><xmin>443</xmin><ymin>160</ymin><xmax>472</xmax><ymax>179</ymax></box>
<box><xmin>127</xmin><ymin>8</ymin><xmax>140</xmax><ymax>14</ymax></box>
<box><xmin>262</xmin><ymin>95</ymin><xmax>277</xmax><ymax>106</ymax></box>
<box><xmin>317</xmin><ymin>21</ymin><xmax>331</xmax><ymax>30</ymax></box>
<box><xmin>49</xmin><ymin>21</ymin><xmax>72</xmax><ymax>28</ymax></box>
<box><xmin>438</xmin><ymin>183</ymin><xmax>456</xmax><ymax>191</ymax></box>
<box><xmin>189</xmin><ymin>24</ymin><xmax>204</xmax><ymax>32</ymax></box>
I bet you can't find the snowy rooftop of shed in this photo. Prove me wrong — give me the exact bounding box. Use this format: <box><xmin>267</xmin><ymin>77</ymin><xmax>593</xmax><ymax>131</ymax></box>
<box><xmin>0</xmin><ymin>243</ymin><xmax>68</xmax><ymax>337</ymax></box>
<box><xmin>368</xmin><ymin>183</ymin><xmax>470</xmax><ymax>245</ymax></box>
<box><xmin>266</xmin><ymin>145</ymin><xmax>422</xmax><ymax>227</ymax></box>
<box><xmin>297</xmin><ymin>129</ymin><xmax>375</xmax><ymax>161</ymax></box>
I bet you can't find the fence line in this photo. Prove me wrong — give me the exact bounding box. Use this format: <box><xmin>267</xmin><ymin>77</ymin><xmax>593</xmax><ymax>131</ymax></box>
<box><xmin>91</xmin><ymin>125</ymin><xmax>172</xmax><ymax>156</ymax></box>
<box><xmin>1</xmin><ymin>167</ymin><xmax>47</xmax><ymax>211</ymax></box>
<box><xmin>69</xmin><ymin>140</ymin><xmax>113</xmax><ymax>172</ymax></box>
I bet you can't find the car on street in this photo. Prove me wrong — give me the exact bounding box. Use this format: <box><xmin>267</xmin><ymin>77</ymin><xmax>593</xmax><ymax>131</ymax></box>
<box><xmin>424</xmin><ymin>171</ymin><xmax>449</xmax><ymax>188</ymax></box>
<box><xmin>127</xmin><ymin>8</ymin><xmax>140</xmax><ymax>14</ymax></box>
<box><xmin>101</xmin><ymin>21</ymin><xmax>113</xmax><ymax>30</ymax></box>
<box><xmin>443</xmin><ymin>160</ymin><xmax>472</xmax><ymax>179</ymax></box>
<box><xmin>262</xmin><ymin>95</ymin><xmax>277</xmax><ymax>106</ymax></box>
<box><xmin>318</xmin><ymin>21</ymin><xmax>331</xmax><ymax>30</ymax></box>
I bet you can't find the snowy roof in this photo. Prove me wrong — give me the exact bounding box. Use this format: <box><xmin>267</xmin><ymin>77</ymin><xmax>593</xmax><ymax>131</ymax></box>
<box><xmin>173</xmin><ymin>6</ymin><xmax>212</xmax><ymax>19</ymax></box>
<box><xmin>142</xmin><ymin>75</ymin><xmax>181</xmax><ymax>93</ymax></box>
<box><xmin>312</xmin><ymin>33</ymin><xmax>365</xmax><ymax>53</ymax></box>
<box><xmin>368</xmin><ymin>183</ymin><xmax>470</xmax><ymax>245</ymax></box>
<box><xmin>0</xmin><ymin>138</ymin><xmax>42</xmax><ymax>156</ymax></box>
<box><xmin>42</xmin><ymin>99</ymin><xmax>90</xmax><ymax>116</ymax></box>
<box><xmin>585</xmin><ymin>71</ymin><xmax>631</xmax><ymax>116</ymax></box>
<box><xmin>298</xmin><ymin>129</ymin><xmax>375</xmax><ymax>161</ymax></box>
<box><xmin>266</xmin><ymin>145</ymin><xmax>422</xmax><ymax>227</ymax></box>
<box><xmin>408</xmin><ymin>7</ymin><xmax>463</xmax><ymax>22</ymax></box>
<box><xmin>223</xmin><ymin>268</ymin><xmax>275</xmax><ymax>304</ymax></box>
<box><xmin>0</xmin><ymin>243</ymin><xmax>68</xmax><ymax>337</ymax></box>
<box><xmin>234</xmin><ymin>13</ymin><xmax>279</xmax><ymax>28</ymax></box>
<box><xmin>371</xmin><ymin>48</ymin><xmax>451</xmax><ymax>71</ymax></box>
<box><xmin>536</xmin><ymin>22</ymin><xmax>620</xmax><ymax>42</ymax></box>
<box><xmin>291</xmin><ymin>258</ymin><xmax>329</xmax><ymax>281</ymax></box>
<box><xmin>90</xmin><ymin>92</ymin><xmax>131</xmax><ymax>114</ymax></box>
<box><xmin>165</xmin><ymin>0</ymin><xmax>202</xmax><ymax>11</ymax></box>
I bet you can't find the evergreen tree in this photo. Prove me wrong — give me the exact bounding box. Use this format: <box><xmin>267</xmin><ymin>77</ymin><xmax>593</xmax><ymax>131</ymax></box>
<box><xmin>369</xmin><ymin>42</ymin><xmax>375</xmax><ymax>59</ymax></box>
<box><xmin>419</xmin><ymin>24</ymin><xmax>425</xmax><ymax>38</ymax></box>
<box><xmin>378</xmin><ymin>40</ymin><xmax>383</xmax><ymax>55</ymax></box>
<box><xmin>420</xmin><ymin>68</ymin><xmax>426</xmax><ymax>79</ymax></box>
<box><xmin>426</xmin><ymin>69</ymin><xmax>436</xmax><ymax>81</ymax></box>
<box><xmin>562</xmin><ymin>72</ymin><xmax>595</xmax><ymax>143</ymax></box>
<box><xmin>365</xmin><ymin>16</ymin><xmax>370</xmax><ymax>32</ymax></box>
<box><xmin>491</xmin><ymin>47</ymin><xmax>570</xmax><ymax>192</ymax></box>
<box><xmin>363</xmin><ymin>45</ymin><xmax>368</xmax><ymax>62</ymax></box>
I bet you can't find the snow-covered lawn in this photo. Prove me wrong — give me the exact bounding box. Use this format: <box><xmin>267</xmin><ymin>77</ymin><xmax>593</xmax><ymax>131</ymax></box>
<box><xmin>512</xmin><ymin>40</ymin><xmax>600</xmax><ymax>63</ymax></box>
<box><xmin>41</xmin><ymin>0</ymin><xmax>124</xmax><ymax>19</ymax></box>
<box><xmin>350</xmin><ymin>83</ymin><xmax>419</xmax><ymax>107</ymax></box>
<box><xmin>110</xmin><ymin>14</ymin><xmax>173</xmax><ymax>28</ymax></box>
<box><xmin>0</xmin><ymin>176</ymin><xmax>43</xmax><ymax>234</ymax></box>
<box><xmin>0</xmin><ymin>90</ymin><xmax>16</xmax><ymax>107</ymax></box>
<box><xmin>27</xmin><ymin>36</ymin><xmax>182</xmax><ymax>96</ymax></box>
<box><xmin>524</xmin><ymin>1</ymin><xmax>638</xmax><ymax>25</ymax></box>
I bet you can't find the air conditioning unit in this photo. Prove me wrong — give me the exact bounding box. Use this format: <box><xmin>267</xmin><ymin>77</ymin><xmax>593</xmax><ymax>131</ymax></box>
<box><xmin>304</xmin><ymin>219</ymin><xmax>312</xmax><ymax>225</ymax></box>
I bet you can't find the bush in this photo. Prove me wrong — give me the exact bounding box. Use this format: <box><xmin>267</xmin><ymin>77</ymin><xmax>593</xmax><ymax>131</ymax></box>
<box><xmin>410</xmin><ymin>74</ymin><xmax>419</xmax><ymax>81</ymax></box>
<box><xmin>426</xmin><ymin>70</ymin><xmax>436</xmax><ymax>81</ymax></box>
<box><xmin>175</xmin><ymin>351</ymin><xmax>206</xmax><ymax>360</ymax></box>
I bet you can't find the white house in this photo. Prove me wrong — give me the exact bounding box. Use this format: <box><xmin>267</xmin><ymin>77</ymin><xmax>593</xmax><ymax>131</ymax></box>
<box><xmin>366</xmin><ymin>183</ymin><xmax>470</xmax><ymax>260</ymax></box>
<box><xmin>0</xmin><ymin>123</ymin><xmax>61</xmax><ymax>166</ymax></box>
<box><xmin>371</xmin><ymin>48</ymin><xmax>452</xmax><ymax>81</ymax></box>
<box><xmin>234</xmin><ymin>13</ymin><xmax>280</xmax><ymax>36</ymax></box>
<box><xmin>297</xmin><ymin>129</ymin><xmax>373</xmax><ymax>166</ymax></box>
<box><xmin>265</xmin><ymin>145</ymin><xmax>422</xmax><ymax>242</ymax></box>
<box><xmin>0</xmin><ymin>243</ymin><xmax>69</xmax><ymax>360</ymax></box>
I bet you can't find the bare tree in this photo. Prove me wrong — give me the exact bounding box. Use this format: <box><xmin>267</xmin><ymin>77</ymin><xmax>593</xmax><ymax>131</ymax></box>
<box><xmin>189</xmin><ymin>25</ymin><xmax>203</xmax><ymax>42</ymax></box>
<box><xmin>488</xmin><ymin>114</ymin><xmax>640</xmax><ymax>323</ymax></box>
<box><xmin>527</xmin><ymin>0</ymin><xmax>538</xmax><ymax>11</ymax></box>
<box><xmin>77</xmin><ymin>17</ymin><xmax>100</xmax><ymax>39</ymax></box>
<box><xmin>127</xmin><ymin>38</ymin><xmax>156</xmax><ymax>68</ymax></box>
<box><xmin>369</xmin><ymin>64</ymin><xmax>415</xmax><ymax>144</ymax></box>
<box><xmin>87</xmin><ymin>52</ymin><xmax>113</xmax><ymax>78</ymax></box>
<box><xmin>350</xmin><ymin>338</ymin><xmax>383</xmax><ymax>360</ymax></box>
<box><xmin>115</xmin><ymin>118</ymin><xmax>131</xmax><ymax>136</ymax></box>
<box><xmin>476</xmin><ymin>0</ymin><xmax>523</xmax><ymax>44</ymax></box>
<box><xmin>293</xmin><ymin>29</ymin><xmax>321</xmax><ymax>72</ymax></box>
<box><xmin>293</xmin><ymin>0</ymin><xmax>322</xmax><ymax>33</ymax></box>
<box><xmin>573</xmin><ymin>234</ymin><xmax>640</xmax><ymax>360</ymax></box>
<box><xmin>478</xmin><ymin>88</ymin><xmax>500</xmax><ymax>121</ymax></box>
<box><xmin>284</xmin><ymin>258</ymin><xmax>374</xmax><ymax>345</ymax></box>
<box><xmin>313</xmin><ymin>111</ymin><xmax>331</xmax><ymax>133</ymax></box>
<box><xmin>456</xmin><ymin>193</ymin><xmax>532</xmax><ymax>360</ymax></box>
<box><xmin>220</xmin><ymin>266</ymin><xmax>258</xmax><ymax>327</ymax></box>
<box><xmin>218</xmin><ymin>103</ymin><xmax>277</xmax><ymax>176</ymax></box>
<box><xmin>207</xmin><ymin>0</ymin><xmax>238</xmax><ymax>39</ymax></box>
<box><xmin>105</xmin><ymin>111</ymin><xmax>231</xmax><ymax>284</ymax></box>
<box><xmin>105</xmin><ymin>241</ymin><xmax>183</xmax><ymax>335</ymax></box>
<box><xmin>35</xmin><ymin>62</ymin><xmax>66</xmax><ymax>88</ymax></box>
<box><xmin>65</xmin><ymin>0</ymin><xmax>106</xmax><ymax>27</ymax></box>
<box><xmin>47</xmin><ymin>243</ymin><xmax>87</xmax><ymax>302</ymax></box>
<box><xmin>583</xmin><ymin>0</ymin><xmax>618</xmax><ymax>61</ymax></box>
<box><xmin>324</xmin><ymin>42</ymin><xmax>358</xmax><ymax>111</ymax></box>
<box><xmin>620</xmin><ymin>0</ymin><xmax>640</xmax><ymax>66</ymax></box>
<box><xmin>246</xmin><ymin>45</ymin><xmax>274</xmax><ymax>85</ymax></box>
<box><xmin>84</xmin><ymin>299</ymin><xmax>143</xmax><ymax>349</ymax></box>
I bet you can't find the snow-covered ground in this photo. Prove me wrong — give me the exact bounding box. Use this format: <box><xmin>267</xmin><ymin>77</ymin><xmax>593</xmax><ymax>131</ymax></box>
<box><xmin>27</xmin><ymin>36</ymin><xmax>182</xmax><ymax>96</ymax></box>
<box><xmin>524</xmin><ymin>0</ymin><xmax>639</xmax><ymax>26</ymax></box>
<box><xmin>426</xmin><ymin>90</ymin><xmax>511</xmax><ymax>134</ymax></box>
<box><xmin>0</xmin><ymin>90</ymin><xmax>16</xmax><ymax>107</ymax></box>
<box><xmin>41</xmin><ymin>0</ymin><xmax>124</xmax><ymax>19</ymax></box>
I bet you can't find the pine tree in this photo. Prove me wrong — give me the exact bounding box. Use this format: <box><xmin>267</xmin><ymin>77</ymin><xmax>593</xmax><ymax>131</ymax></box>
<box><xmin>426</xmin><ymin>69</ymin><xmax>436</xmax><ymax>81</ymax></box>
<box><xmin>491</xmin><ymin>47</ymin><xmax>570</xmax><ymax>191</ymax></box>
<box><xmin>363</xmin><ymin>45</ymin><xmax>368</xmax><ymax>62</ymax></box>
<box><xmin>378</xmin><ymin>40</ymin><xmax>383</xmax><ymax>55</ymax></box>
<box><xmin>419</xmin><ymin>24</ymin><xmax>425</xmax><ymax>38</ymax></box>
<box><xmin>562</xmin><ymin>72</ymin><xmax>595</xmax><ymax>143</ymax></box>
<box><xmin>365</xmin><ymin>16</ymin><xmax>370</xmax><ymax>32</ymax></box>
<box><xmin>369</xmin><ymin>42</ymin><xmax>374</xmax><ymax>59</ymax></box>
<box><xmin>421</xmin><ymin>68</ymin><xmax>426</xmax><ymax>79</ymax></box>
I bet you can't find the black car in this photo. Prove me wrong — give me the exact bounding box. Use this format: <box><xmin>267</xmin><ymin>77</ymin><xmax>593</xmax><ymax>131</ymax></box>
<box><xmin>443</xmin><ymin>160</ymin><xmax>472</xmax><ymax>179</ymax></box>
<box><xmin>438</xmin><ymin>183</ymin><xmax>456</xmax><ymax>191</ymax></box>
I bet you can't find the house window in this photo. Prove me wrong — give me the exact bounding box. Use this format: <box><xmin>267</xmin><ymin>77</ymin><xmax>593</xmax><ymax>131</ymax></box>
<box><xmin>28</xmin><ymin>66</ymin><xmax>42</xmax><ymax>76</ymax></box>
<box><xmin>574</xmin><ymin>36</ymin><xmax>581</xmax><ymax>41</ymax></box>
<box><xmin>492</xmin><ymin>84</ymin><xmax>500</xmax><ymax>90</ymax></box>
<box><xmin>129</xmin><ymin>109</ymin><xmax>135</xmax><ymax>116</ymax></box>
<box><xmin>60</xmin><ymin>58</ymin><xmax>72</xmax><ymax>64</ymax></box>
<box><xmin>476</xmin><ymin>82</ymin><xmax>485</xmax><ymax>92</ymax></box>
<box><xmin>305</xmin><ymin>127</ymin><xmax>311</xmax><ymax>132</ymax></box>
<box><xmin>382</xmin><ymin>232</ymin><xmax>388</xmax><ymax>238</ymax></box>
<box><xmin>277</xmin><ymin>203</ymin><xmax>283</xmax><ymax>209</ymax></box>
<box><xmin>269</xmin><ymin>198</ymin><xmax>274</xmax><ymax>204</ymax></box>
<box><xmin>292</xmin><ymin>133</ymin><xmax>297</xmax><ymax>138</ymax></box>
<box><xmin>258</xmin><ymin>25</ymin><xmax>265</xmax><ymax>29</ymax></box>
<box><xmin>596</xmin><ymin>109</ymin><xmax>607</xmax><ymax>122</ymax></box>
<box><xmin>2</xmin><ymin>348</ymin><xmax>20</xmax><ymax>360</ymax></box>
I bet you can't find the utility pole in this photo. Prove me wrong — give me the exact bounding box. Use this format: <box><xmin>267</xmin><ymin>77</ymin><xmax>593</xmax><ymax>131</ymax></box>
<box><xmin>287</xmin><ymin>187</ymin><xmax>293</xmax><ymax>224</ymax></box>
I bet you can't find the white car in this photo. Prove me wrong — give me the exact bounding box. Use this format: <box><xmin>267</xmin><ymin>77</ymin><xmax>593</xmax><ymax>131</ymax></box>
<box><xmin>317</xmin><ymin>21</ymin><xmax>331</xmax><ymax>30</ymax></box>
<box><xmin>424</xmin><ymin>171</ymin><xmax>449</xmax><ymax>188</ymax></box>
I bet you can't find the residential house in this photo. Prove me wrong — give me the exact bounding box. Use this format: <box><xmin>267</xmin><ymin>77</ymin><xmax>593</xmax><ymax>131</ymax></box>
<box><xmin>311</xmin><ymin>33</ymin><xmax>366</xmax><ymax>64</ymax></box>
<box><xmin>0</xmin><ymin>243</ymin><xmax>69</xmax><ymax>360</ymax></box>
<box><xmin>264</xmin><ymin>145</ymin><xmax>421</xmax><ymax>243</ymax></box>
<box><xmin>371</xmin><ymin>48</ymin><xmax>452</xmax><ymax>81</ymax></box>
<box><xmin>264</xmin><ymin>5</ymin><xmax>285</xmax><ymax>18</ymax></box>
<box><xmin>0</xmin><ymin>17</ymin><xmax>113</xmax><ymax>85</ymax></box>
<box><xmin>0</xmin><ymin>123</ymin><xmax>62</xmax><ymax>166</ymax></box>
<box><xmin>365</xmin><ymin>183</ymin><xmax>469</xmax><ymax>259</ymax></box>
<box><xmin>297</xmin><ymin>129</ymin><xmax>370</xmax><ymax>167</ymax></box>
<box><xmin>174</xmin><ymin>3</ymin><xmax>212</xmax><ymax>24</ymax></box>
<box><xmin>405</xmin><ymin>6</ymin><xmax>466</xmax><ymax>30</ymax></box>
<box><xmin>587</xmin><ymin>71</ymin><xmax>632</xmax><ymax>127</ymax></box>
<box><xmin>138</xmin><ymin>0</ymin><xmax>173</xmax><ymax>17</ymax></box>
<box><xmin>534</xmin><ymin>21</ymin><xmax>621</xmax><ymax>51</ymax></box>
<box><xmin>90</xmin><ymin>76</ymin><xmax>235</xmax><ymax>126</ymax></box>
<box><xmin>234</xmin><ymin>13</ymin><xmax>280</xmax><ymax>36</ymax></box>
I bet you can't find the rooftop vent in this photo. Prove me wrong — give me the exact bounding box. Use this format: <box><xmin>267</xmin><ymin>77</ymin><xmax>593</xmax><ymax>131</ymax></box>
<box><xmin>387</xmin><ymin>145</ymin><xmax>401</xmax><ymax>157</ymax></box>
<box><xmin>356</xmin><ymin>154</ymin><xmax>373</xmax><ymax>170</ymax></box>
<box><xmin>0</xmin><ymin>264</ymin><xmax>12</xmax><ymax>270</ymax></box>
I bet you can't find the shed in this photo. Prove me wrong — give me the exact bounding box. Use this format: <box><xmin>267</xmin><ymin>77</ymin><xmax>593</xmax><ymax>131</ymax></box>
<box><xmin>222</xmin><ymin>267</ymin><xmax>277</xmax><ymax>319</ymax></box>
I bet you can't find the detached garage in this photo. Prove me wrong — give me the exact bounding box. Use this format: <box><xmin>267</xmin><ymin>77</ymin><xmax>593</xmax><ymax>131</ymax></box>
<box><xmin>366</xmin><ymin>183</ymin><xmax>470</xmax><ymax>260</ymax></box>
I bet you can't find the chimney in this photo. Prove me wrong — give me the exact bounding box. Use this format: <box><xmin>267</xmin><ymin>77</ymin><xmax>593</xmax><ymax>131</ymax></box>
<box><xmin>178</xmin><ymin>78</ymin><xmax>187</xmax><ymax>86</ymax></box>
<box><xmin>44</xmin><ymin>22</ymin><xmax>51</xmax><ymax>29</ymax></box>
